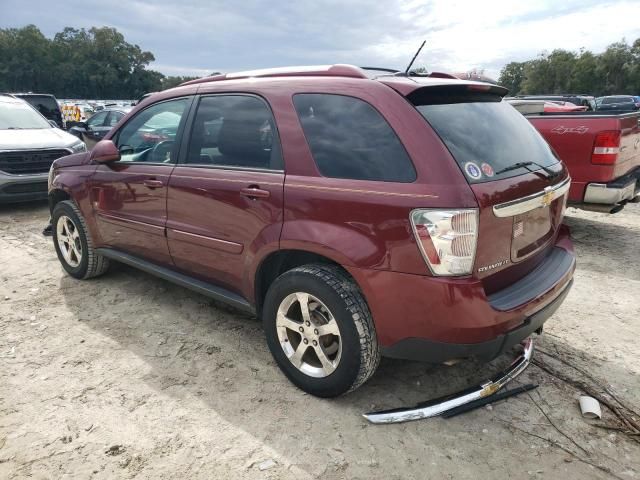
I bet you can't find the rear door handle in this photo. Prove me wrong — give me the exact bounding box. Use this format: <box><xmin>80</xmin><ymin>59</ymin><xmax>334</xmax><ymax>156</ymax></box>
<box><xmin>143</xmin><ymin>179</ymin><xmax>164</xmax><ymax>189</ymax></box>
<box><xmin>240</xmin><ymin>186</ymin><xmax>270</xmax><ymax>199</ymax></box>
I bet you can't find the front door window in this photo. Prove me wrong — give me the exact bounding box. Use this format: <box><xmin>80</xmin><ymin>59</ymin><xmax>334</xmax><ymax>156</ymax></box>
<box><xmin>114</xmin><ymin>98</ymin><xmax>189</xmax><ymax>164</ymax></box>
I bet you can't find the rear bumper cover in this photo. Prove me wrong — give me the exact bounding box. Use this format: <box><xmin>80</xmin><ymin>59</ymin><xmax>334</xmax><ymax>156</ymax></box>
<box><xmin>582</xmin><ymin>167</ymin><xmax>640</xmax><ymax>205</ymax></box>
<box><xmin>348</xmin><ymin>230</ymin><xmax>575</xmax><ymax>363</ymax></box>
<box><xmin>381</xmin><ymin>278</ymin><xmax>571</xmax><ymax>362</ymax></box>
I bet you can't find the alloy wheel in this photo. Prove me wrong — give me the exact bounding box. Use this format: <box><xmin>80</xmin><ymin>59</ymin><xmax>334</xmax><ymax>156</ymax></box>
<box><xmin>56</xmin><ymin>215</ymin><xmax>82</xmax><ymax>268</ymax></box>
<box><xmin>276</xmin><ymin>292</ymin><xmax>342</xmax><ymax>378</ymax></box>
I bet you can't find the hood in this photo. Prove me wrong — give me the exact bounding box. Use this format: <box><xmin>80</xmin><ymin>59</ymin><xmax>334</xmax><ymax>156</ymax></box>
<box><xmin>54</xmin><ymin>151</ymin><xmax>92</xmax><ymax>168</ymax></box>
<box><xmin>0</xmin><ymin>128</ymin><xmax>80</xmax><ymax>151</ymax></box>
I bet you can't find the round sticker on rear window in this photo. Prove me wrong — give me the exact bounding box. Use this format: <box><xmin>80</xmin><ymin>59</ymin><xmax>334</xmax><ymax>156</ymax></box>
<box><xmin>481</xmin><ymin>162</ymin><xmax>494</xmax><ymax>177</ymax></box>
<box><xmin>464</xmin><ymin>162</ymin><xmax>482</xmax><ymax>180</ymax></box>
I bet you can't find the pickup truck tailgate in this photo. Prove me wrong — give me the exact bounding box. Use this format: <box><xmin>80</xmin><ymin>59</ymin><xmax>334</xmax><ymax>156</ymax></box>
<box><xmin>527</xmin><ymin>112</ymin><xmax>640</xmax><ymax>202</ymax></box>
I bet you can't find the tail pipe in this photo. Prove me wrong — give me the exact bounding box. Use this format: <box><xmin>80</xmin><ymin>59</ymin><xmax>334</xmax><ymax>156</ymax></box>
<box><xmin>363</xmin><ymin>338</ymin><xmax>534</xmax><ymax>424</ymax></box>
<box><xmin>578</xmin><ymin>203</ymin><xmax>626</xmax><ymax>214</ymax></box>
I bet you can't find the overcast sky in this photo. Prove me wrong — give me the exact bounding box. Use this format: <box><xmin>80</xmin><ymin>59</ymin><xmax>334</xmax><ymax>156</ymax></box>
<box><xmin>2</xmin><ymin>0</ymin><xmax>640</xmax><ymax>79</ymax></box>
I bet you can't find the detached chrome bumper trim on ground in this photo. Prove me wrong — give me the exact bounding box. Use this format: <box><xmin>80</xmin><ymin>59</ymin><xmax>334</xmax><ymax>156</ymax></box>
<box><xmin>363</xmin><ymin>338</ymin><xmax>534</xmax><ymax>424</ymax></box>
<box><xmin>493</xmin><ymin>177</ymin><xmax>570</xmax><ymax>217</ymax></box>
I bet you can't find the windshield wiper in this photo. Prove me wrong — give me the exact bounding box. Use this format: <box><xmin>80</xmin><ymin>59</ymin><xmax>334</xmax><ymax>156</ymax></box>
<box><xmin>495</xmin><ymin>161</ymin><xmax>558</xmax><ymax>178</ymax></box>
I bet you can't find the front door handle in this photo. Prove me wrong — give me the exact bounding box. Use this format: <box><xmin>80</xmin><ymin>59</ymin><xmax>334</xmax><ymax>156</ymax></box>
<box><xmin>240</xmin><ymin>186</ymin><xmax>270</xmax><ymax>199</ymax></box>
<box><xmin>143</xmin><ymin>179</ymin><xmax>164</xmax><ymax>189</ymax></box>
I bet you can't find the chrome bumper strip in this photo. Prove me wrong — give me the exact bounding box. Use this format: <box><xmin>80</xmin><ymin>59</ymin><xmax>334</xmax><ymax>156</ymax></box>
<box><xmin>583</xmin><ymin>180</ymin><xmax>637</xmax><ymax>205</ymax></box>
<box><xmin>363</xmin><ymin>338</ymin><xmax>534</xmax><ymax>424</ymax></box>
<box><xmin>493</xmin><ymin>177</ymin><xmax>571</xmax><ymax>218</ymax></box>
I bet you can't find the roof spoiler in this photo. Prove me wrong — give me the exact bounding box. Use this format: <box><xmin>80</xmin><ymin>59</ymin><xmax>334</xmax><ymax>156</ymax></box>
<box><xmin>405</xmin><ymin>83</ymin><xmax>510</xmax><ymax>104</ymax></box>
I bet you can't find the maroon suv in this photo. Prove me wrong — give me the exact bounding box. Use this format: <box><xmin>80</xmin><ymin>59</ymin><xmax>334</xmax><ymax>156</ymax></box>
<box><xmin>48</xmin><ymin>65</ymin><xmax>575</xmax><ymax>397</ymax></box>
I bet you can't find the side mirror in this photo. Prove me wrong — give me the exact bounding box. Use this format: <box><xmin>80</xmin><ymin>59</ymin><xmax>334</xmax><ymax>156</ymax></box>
<box><xmin>70</xmin><ymin>122</ymin><xmax>88</xmax><ymax>133</ymax></box>
<box><xmin>90</xmin><ymin>140</ymin><xmax>120</xmax><ymax>164</ymax></box>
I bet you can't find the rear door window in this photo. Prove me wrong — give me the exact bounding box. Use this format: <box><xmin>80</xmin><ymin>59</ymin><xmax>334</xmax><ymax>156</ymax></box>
<box><xmin>602</xmin><ymin>96</ymin><xmax>633</xmax><ymax>105</ymax></box>
<box><xmin>184</xmin><ymin>95</ymin><xmax>282</xmax><ymax>170</ymax></box>
<box><xmin>293</xmin><ymin>94</ymin><xmax>416</xmax><ymax>182</ymax></box>
<box><xmin>411</xmin><ymin>87</ymin><xmax>559</xmax><ymax>183</ymax></box>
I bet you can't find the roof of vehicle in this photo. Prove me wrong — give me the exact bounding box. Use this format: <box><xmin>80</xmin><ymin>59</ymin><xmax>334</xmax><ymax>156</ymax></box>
<box><xmin>0</xmin><ymin>94</ymin><xmax>29</xmax><ymax>105</ymax></box>
<box><xmin>514</xmin><ymin>94</ymin><xmax>594</xmax><ymax>99</ymax></box>
<box><xmin>101</xmin><ymin>106</ymin><xmax>133</xmax><ymax>114</ymax></box>
<box><xmin>175</xmin><ymin>64</ymin><xmax>507</xmax><ymax>97</ymax></box>
<box><xmin>601</xmin><ymin>95</ymin><xmax>634</xmax><ymax>99</ymax></box>
<box><xmin>10</xmin><ymin>92</ymin><xmax>58</xmax><ymax>99</ymax></box>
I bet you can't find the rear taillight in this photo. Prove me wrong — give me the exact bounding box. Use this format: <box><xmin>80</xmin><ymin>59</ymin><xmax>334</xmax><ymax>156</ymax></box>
<box><xmin>591</xmin><ymin>130</ymin><xmax>621</xmax><ymax>165</ymax></box>
<box><xmin>410</xmin><ymin>209</ymin><xmax>478</xmax><ymax>276</ymax></box>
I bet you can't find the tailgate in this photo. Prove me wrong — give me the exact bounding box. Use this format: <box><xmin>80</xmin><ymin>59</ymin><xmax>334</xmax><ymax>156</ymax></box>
<box><xmin>469</xmin><ymin>170</ymin><xmax>570</xmax><ymax>293</ymax></box>
<box><xmin>408</xmin><ymin>86</ymin><xmax>571</xmax><ymax>291</ymax></box>
<box><xmin>616</xmin><ymin>113</ymin><xmax>640</xmax><ymax>177</ymax></box>
<box><xmin>527</xmin><ymin>112</ymin><xmax>640</xmax><ymax>186</ymax></box>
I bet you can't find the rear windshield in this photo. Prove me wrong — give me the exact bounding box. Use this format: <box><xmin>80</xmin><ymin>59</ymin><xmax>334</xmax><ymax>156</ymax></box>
<box><xmin>18</xmin><ymin>95</ymin><xmax>60</xmax><ymax>116</ymax></box>
<box><xmin>411</xmin><ymin>88</ymin><xmax>559</xmax><ymax>183</ymax></box>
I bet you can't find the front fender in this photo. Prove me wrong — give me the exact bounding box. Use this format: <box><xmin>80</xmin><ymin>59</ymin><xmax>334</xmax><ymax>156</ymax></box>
<box><xmin>49</xmin><ymin>163</ymin><xmax>99</xmax><ymax>243</ymax></box>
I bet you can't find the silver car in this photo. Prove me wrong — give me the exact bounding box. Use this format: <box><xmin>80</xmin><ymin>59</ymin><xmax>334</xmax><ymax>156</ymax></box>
<box><xmin>0</xmin><ymin>94</ymin><xmax>86</xmax><ymax>203</ymax></box>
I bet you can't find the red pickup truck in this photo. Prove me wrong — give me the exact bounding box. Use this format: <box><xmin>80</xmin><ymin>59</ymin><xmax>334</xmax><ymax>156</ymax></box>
<box><xmin>516</xmin><ymin>107</ymin><xmax>640</xmax><ymax>213</ymax></box>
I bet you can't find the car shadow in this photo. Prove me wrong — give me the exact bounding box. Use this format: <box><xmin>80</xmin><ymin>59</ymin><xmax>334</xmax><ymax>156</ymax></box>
<box><xmin>564</xmin><ymin>209</ymin><xmax>639</xmax><ymax>281</ymax></box>
<box><xmin>58</xmin><ymin>260</ymin><xmax>640</xmax><ymax>478</ymax></box>
<box><xmin>0</xmin><ymin>199</ymin><xmax>48</xmax><ymax>214</ymax></box>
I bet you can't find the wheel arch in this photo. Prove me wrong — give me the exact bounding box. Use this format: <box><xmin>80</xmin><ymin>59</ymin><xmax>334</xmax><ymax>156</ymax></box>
<box><xmin>254</xmin><ymin>249</ymin><xmax>355</xmax><ymax>317</ymax></box>
<box><xmin>48</xmin><ymin>188</ymin><xmax>71</xmax><ymax>214</ymax></box>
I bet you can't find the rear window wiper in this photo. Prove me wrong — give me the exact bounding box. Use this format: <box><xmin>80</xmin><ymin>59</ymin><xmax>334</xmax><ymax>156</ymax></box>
<box><xmin>495</xmin><ymin>161</ymin><xmax>558</xmax><ymax>178</ymax></box>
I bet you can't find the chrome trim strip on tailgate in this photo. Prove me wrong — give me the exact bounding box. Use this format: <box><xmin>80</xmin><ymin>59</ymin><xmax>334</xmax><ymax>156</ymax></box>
<box><xmin>493</xmin><ymin>177</ymin><xmax>571</xmax><ymax>218</ymax></box>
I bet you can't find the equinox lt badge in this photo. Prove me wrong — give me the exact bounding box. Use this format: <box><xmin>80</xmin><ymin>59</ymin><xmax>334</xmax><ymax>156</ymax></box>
<box><xmin>478</xmin><ymin>260</ymin><xmax>510</xmax><ymax>272</ymax></box>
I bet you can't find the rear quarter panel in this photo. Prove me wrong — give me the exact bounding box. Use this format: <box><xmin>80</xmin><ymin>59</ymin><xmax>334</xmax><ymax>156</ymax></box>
<box><xmin>274</xmin><ymin>78</ymin><xmax>478</xmax><ymax>275</ymax></box>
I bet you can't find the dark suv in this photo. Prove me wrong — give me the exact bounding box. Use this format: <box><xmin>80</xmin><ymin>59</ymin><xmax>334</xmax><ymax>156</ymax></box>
<box><xmin>11</xmin><ymin>93</ymin><xmax>65</xmax><ymax>128</ymax></box>
<box><xmin>48</xmin><ymin>65</ymin><xmax>575</xmax><ymax>397</ymax></box>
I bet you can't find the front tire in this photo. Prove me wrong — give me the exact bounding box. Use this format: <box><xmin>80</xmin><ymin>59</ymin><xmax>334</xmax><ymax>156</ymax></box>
<box><xmin>52</xmin><ymin>200</ymin><xmax>109</xmax><ymax>279</ymax></box>
<box><xmin>263</xmin><ymin>264</ymin><xmax>379</xmax><ymax>397</ymax></box>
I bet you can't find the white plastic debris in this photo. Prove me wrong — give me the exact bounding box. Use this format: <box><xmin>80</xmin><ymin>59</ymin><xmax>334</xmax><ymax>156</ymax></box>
<box><xmin>579</xmin><ymin>395</ymin><xmax>602</xmax><ymax>419</ymax></box>
<box><xmin>258</xmin><ymin>459</ymin><xmax>276</xmax><ymax>471</ymax></box>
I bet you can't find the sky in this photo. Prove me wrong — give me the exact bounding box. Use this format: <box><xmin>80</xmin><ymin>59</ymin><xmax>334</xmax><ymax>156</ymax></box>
<box><xmin>2</xmin><ymin>0</ymin><xmax>640</xmax><ymax>79</ymax></box>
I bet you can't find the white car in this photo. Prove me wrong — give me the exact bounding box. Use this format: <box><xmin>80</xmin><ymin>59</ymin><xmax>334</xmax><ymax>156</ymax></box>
<box><xmin>0</xmin><ymin>95</ymin><xmax>86</xmax><ymax>203</ymax></box>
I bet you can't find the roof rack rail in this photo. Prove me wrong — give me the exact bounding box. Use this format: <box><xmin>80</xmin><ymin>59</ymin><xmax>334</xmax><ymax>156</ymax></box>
<box><xmin>360</xmin><ymin>66</ymin><xmax>401</xmax><ymax>74</ymax></box>
<box><xmin>180</xmin><ymin>64</ymin><xmax>368</xmax><ymax>87</ymax></box>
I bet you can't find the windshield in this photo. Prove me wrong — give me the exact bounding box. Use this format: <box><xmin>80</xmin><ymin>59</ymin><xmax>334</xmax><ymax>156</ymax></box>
<box><xmin>0</xmin><ymin>100</ymin><xmax>52</xmax><ymax>130</ymax></box>
<box><xmin>411</xmin><ymin>89</ymin><xmax>559</xmax><ymax>183</ymax></box>
<box><xmin>143</xmin><ymin>111</ymin><xmax>181</xmax><ymax>130</ymax></box>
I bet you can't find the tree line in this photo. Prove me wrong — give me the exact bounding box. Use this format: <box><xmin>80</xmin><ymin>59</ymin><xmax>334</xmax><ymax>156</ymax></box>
<box><xmin>4</xmin><ymin>25</ymin><xmax>639</xmax><ymax>99</ymax></box>
<box><xmin>498</xmin><ymin>38</ymin><xmax>640</xmax><ymax>96</ymax></box>
<box><xmin>0</xmin><ymin>25</ymin><xmax>199</xmax><ymax>99</ymax></box>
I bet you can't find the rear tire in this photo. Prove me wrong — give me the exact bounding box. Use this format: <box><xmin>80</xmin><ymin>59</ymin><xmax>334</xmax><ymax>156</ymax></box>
<box><xmin>263</xmin><ymin>264</ymin><xmax>379</xmax><ymax>397</ymax></box>
<box><xmin>52</xmin><ymin>200</ymin><xmax>109</xmax><ymax>279</ymax></box>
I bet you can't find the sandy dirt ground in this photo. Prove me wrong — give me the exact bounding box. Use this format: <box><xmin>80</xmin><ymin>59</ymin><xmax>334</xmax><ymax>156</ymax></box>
<box><xmin>0</xmin><ymin>200</ymin><xmax>639</xmax><ymax>479</ymax></box>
